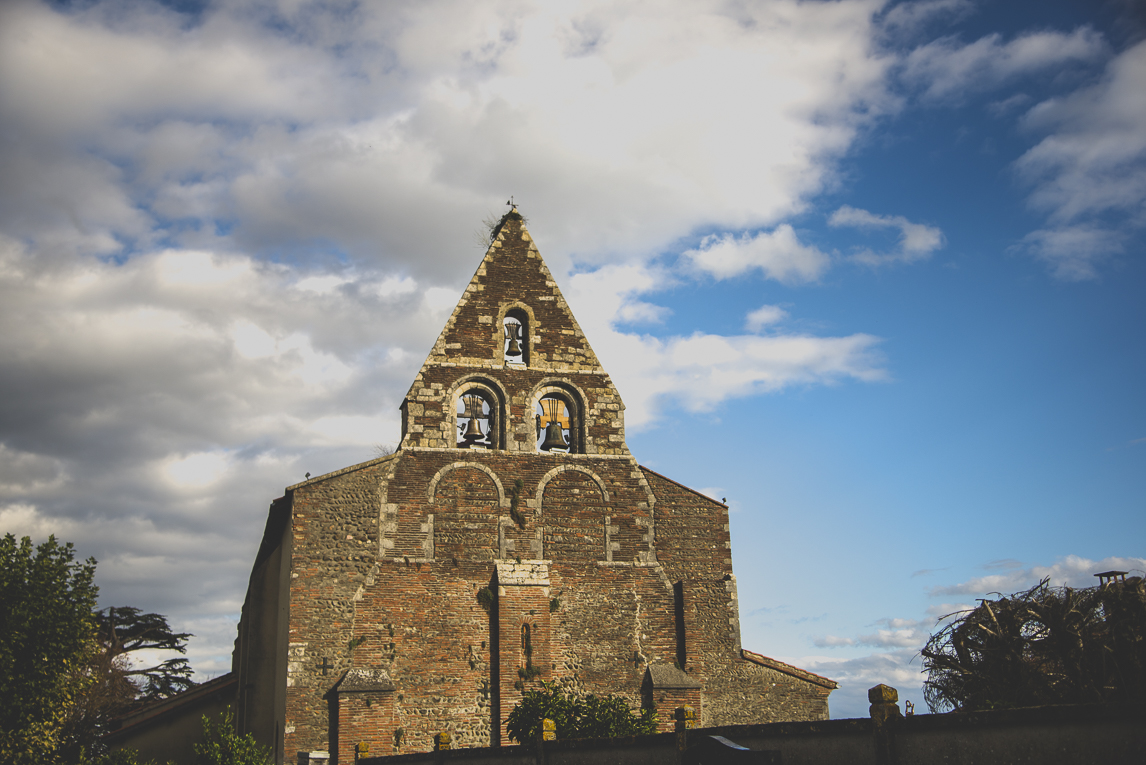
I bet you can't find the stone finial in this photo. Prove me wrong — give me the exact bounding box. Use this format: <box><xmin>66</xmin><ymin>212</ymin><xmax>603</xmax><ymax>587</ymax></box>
<box><xmin>675</xmin><ymin>705</ymin><xmax>696</xmax><ymax>732</ymax></box>
<box><xmin>868</xmin><ymin>684</ymin><xmax>902</xmax><ymax>726</ymax></box>
<box><xmin>434</xmin><ymin>732</ymin><xmax>452</xmax><ymax>751</ymax></box>
<box><xmin>542</xmin><ymin>718</ymin><xmax>557</xmax><ymax>741</ymax></box>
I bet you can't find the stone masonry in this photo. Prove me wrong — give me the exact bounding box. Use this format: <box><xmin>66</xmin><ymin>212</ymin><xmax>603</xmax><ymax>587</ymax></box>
<box><xmin>231</xmin><ymin>210</ymin><xmax>836</xmax><ymax>764</ymax></box>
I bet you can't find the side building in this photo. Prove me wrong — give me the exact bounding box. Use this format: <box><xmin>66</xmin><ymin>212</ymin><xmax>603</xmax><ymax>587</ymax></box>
<box><xmin>233</xmin><ymin>209</ymin><xmax>836</xmax><ymax>763</ymax></box>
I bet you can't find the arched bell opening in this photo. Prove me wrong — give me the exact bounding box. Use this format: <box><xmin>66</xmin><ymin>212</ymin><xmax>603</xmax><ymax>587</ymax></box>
<box><xmin>503</xmin><ymin>308</ymin><xmax>529</xmax><ymax>366</ymax></box>
<box><xmin>456</xmin><ymin>387</ymin><xmax>499</xmax><ymax>449</ymax></box>
<box><xmin>535</xmin><ymin>392</ymin><xmax>578</xmax><ymax>454</ymax></box>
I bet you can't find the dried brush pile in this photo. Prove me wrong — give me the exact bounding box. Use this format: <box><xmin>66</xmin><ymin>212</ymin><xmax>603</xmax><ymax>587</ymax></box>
<box><xmin>921</xmin><ymin>576</ymin><xmax>1146</xmax><ymax>712</ymax></box>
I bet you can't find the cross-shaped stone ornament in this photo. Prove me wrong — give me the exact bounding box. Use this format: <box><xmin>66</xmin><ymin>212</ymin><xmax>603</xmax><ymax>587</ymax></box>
<box><xmin>317</xmin><ymin>657</ymin><xmax>334</xmax><ymax>675</ymax></box>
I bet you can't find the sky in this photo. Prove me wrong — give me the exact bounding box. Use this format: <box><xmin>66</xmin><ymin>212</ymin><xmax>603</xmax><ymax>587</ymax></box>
<box><xmin>1</xmin><ymin>0</ymin><xmax>1144</xmax><ymax>720</ymax></box>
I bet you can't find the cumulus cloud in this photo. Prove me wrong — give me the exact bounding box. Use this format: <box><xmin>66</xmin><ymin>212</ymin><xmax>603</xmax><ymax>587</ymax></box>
<box><xmin>685</xmin><ymin>226</ymin><xmax>831</xmax><ymax>283</ymax></box>
<box><xmin>879</xmin><ymin>0</ymin><xmax>975</xmax><ymax>39</ymax></box>
<box><xmin>902</xmin><ymin>27</ymin><xmax>1107</xmax><ymax>102</ymax></box>
<box><xmin>0</xmin><ymin>0</ymin><xmax>896</xmax><ymax>275</ymax></box>
<box><xmin>1014</xmin><ymin>40</ymin><xmax>1146</xmax><ymax>279</ymax></box>
<box><xmin>814</xmin><ymin>617</ymin><xmax>931</xmax><ymax>650</ymax></box>
<box><xmin>566</xmin><ymin>263</ymin><xmax>886</xmax><ymax>428</ymax></box>
<box><xmin>829</xmin><ymin>205</ymin><xmax>945</xmax><ymax>265</ymax></box>
<box><xmin>0</xmin><ymin>0</ymin><xmax>910</xmax><ymax>676</ymax></box>
<box><xmin>786</xmin><ymin>648</ymin><xmax>925</xmax><ymax>718</ymax></box>
<box><xmin>929</xmin><ymin>555</ymin><xmax>1146</xmax><ymax>597</ymax></box>
<box><xmin>0</xmin><ymin>233</ymin><xmax>446</xmax><ymax>671</ymax></box>
<box><xmin>745</xmin><ymin>304</ymin><xmax>789</xmax><ymax>333</ymax></box>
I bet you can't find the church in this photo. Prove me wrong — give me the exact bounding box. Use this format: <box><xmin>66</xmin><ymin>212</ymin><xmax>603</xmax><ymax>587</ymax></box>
<box><xmin>223</xmin><ymin>208</ymin><xmax>835</xmax><ymax>762</ymax></box>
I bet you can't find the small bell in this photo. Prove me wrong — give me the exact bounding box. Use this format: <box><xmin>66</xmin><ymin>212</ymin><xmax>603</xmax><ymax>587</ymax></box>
<box><xmin>505</xmin><ymin>321</ymin><xmax>523</xmax><ymax>357</ymax></box>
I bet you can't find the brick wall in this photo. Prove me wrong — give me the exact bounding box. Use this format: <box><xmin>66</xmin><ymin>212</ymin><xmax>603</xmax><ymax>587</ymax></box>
<box><xmin>236</xmin><ymin>212</ymin><xmax>835</xmax><ymax>764</ymax></box>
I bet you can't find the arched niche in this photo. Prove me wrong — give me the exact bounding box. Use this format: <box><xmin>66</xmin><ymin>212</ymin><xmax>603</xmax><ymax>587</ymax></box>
<box><xmin>449</xmin><ymin>377</ymin><xmax>508</xmax><ymax>450</ymax></box>
<box><xmin>531</xmin><ymin>382</ymin><xmax>586</xmax><ymax>454</ymax></box>
<box><xmin>498</xmin><ymin>303</ymin><xmax>535</xmax><ymax>367</ymax></box>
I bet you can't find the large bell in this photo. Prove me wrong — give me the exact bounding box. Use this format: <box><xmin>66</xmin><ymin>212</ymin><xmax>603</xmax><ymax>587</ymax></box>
<box><xmin>539</xmin><ymin>420</ymin><xmax>568</xmax><ymax>451</ymax></box>
<box><xmin>461</xmin><ymin>415</ymin><xmax>485</xmax><ymax>443</ymax></box>
<box><xmin>505</xmin><ymin>321</ymin><xmax>523</xmax><ymax>357</ymax></box>
<box><xmin>459</xmin><ymin>395</ymin><xmax>487</xmax><ymax>446</ymax></box>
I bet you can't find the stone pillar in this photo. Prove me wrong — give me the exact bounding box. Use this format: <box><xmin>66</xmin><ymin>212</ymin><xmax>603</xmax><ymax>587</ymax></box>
<box><xmin>868</xmin><ymin>684</ymin><xmax>901</xmax><ymax>765</ymax></box>
<box><xmin>493</xmin><ymin>561</ymin><xmax>552</xmax><ymax>744</ymax></box>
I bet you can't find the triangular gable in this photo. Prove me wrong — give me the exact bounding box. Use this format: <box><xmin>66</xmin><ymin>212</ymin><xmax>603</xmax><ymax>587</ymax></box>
<box><xmin>405</xmin><ymin>210</ymin><xmax>605</xmax><ymax>400</ymax></box>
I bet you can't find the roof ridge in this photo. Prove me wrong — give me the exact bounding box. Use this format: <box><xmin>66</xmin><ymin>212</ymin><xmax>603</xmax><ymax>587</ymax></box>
<box><xmin>740</xmin><ymin>648</ymin><xmax>838</xmax><ymax>689</ymax></box>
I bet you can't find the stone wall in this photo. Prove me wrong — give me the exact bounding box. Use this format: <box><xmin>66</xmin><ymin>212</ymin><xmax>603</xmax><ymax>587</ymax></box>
<box><xmin>233</xmin><ymin>211</ymin><xmax>836</xmax><ymax>764</ymax></box>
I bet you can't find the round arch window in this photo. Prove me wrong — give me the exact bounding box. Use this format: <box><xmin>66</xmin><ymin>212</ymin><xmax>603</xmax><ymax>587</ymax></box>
<box><xmin>503</xmin><ymin>309</ymin><xmax>528</xmax><ymax>366</ymax></box>
<box><xmin>457</xmin><ymin>389</ymin><xmax>496</xmax><ymax>449</ymax></box>
<box><xmin>536</xmin><ymin>394</ymin><xmax>573</xmax><ymax>453</ymax></box>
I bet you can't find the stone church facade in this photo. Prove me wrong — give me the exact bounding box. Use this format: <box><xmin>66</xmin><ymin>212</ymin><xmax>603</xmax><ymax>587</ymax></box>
<box><xmin>232</xmin><ymin>210</ymin><xmax>836</xmax><ymax>763</ymax></box>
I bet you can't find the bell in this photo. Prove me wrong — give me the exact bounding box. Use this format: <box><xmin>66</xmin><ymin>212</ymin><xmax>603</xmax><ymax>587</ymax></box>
<box><xmin>537</xmin><ymin>397</ymin><xmax>570</xmax><ymax>451</ymax></box>
<box><xmin>539</xmin><ymin>420</ymin><xmax>568</xmax><ymax>452</ymax></box>
<box><xmin>461</xmin><ymin>415</ymin><xmax>485</xmax><ymax>443</ymax></box>
<box><xmin>459</xmin><ymin>395</ymin><xmax>486</xmax><ymax>446</ymax></box>
<box><xmin>505</xmin><ymin>321</ymin><xmax>523</xmax><ymax>357</ymax></box>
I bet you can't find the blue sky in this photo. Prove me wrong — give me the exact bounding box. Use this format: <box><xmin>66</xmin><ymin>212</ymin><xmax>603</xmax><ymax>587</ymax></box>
<box><xmin>1</xmin><ymin>0</ymin><xmax>1143</xmax><ymax>719</ymax></box>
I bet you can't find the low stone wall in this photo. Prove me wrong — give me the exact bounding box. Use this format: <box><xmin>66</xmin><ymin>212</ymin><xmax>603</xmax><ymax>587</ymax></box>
<box><xmin>357</xmin><ymin>698</ymin><xmax>1145</xmax><ymax>765</ymax></box>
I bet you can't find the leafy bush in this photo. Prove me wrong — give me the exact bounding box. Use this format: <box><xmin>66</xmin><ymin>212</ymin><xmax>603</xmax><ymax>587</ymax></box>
<box><xmin>193</xmin><ymin>709</ymin><xmax>270</xmax><ymax>765</ymax></box>
<box><xmin>505</xmin><ymin>681</ymin><xmax>657</xmax><ymax>744</ymax></box>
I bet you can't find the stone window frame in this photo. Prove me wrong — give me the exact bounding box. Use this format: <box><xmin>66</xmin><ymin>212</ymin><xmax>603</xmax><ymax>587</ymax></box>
<box><xmin>496</xmin><ymin>301</ymin><xmax>536</xmax><ymax>367</ymax></box>
<box><xmin>529</xmin><ymin>380</ymin><xmax>587</xmax><ymax>454</ymax></box>
<box><xmin>447</xmin><ymin>376</ymin><xmax>509</xmax><ymax>450</ymax></box>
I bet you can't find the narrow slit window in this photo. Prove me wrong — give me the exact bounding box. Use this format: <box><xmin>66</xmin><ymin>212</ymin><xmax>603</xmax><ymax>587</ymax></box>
<box><xmin>674</xmin><ymin>581</ymin><xmax>686</xmax><ymax>670</ymax></box>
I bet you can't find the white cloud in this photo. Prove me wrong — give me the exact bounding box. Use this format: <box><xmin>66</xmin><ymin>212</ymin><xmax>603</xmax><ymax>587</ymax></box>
<box><xmin>830</xmin><ymin>205</ymin><xmax>944</xmax><ymax>265</ymax></box>
<box><xmin>745</xmin><ymin>304</ymin><xmax>789</xmax><ymax>333</ymax></box>
<box><xmin>162</xmin><ymin>452</ymin><xmax>232</xmax><ymax>490</ymax></box>
<box><xmin>0</xmin><ymin>0</ymin><xmax>896</xmax><ymax>272</ymax></box>
<box><xmin>785</xmin><ymin>648</ymin><xmax>925</xmax><ymax>718</ymax></box>
<box><xmin>879</xmin><ymin>0</ymin><xmax>974</xmax><ymax>39</ymax></box>
<box><xmin>815</xmin><ymin>617</ymin><xmax>931</xmax><ymax>650</ymax></box>
<box><xmin>1015</xmin><ymin>40</ymin><xmax>1146</xmax><ymax>279</ymax></box>
<box><xmin>930</xmin><ymin>555</ymin><xmax>1146</xmax><ymax>596</ymax></box>
<box><xmin>566</xmin><ymin>262</ymin><xmax>886</xmax><ymax>428</ymax></box>
<box><xmin>902</xmin><ymin>27</ymin><xmax>1107</xmax><ymax>102</ymax></box>
<box><xmin>685</xmin><ymin>226</ymin><xmax>831</xmax><ymax>283</ymax></box>
<box><xmin>0</xmin><ymin>0</ymin><xmax>909</xmax><ymax>681</ymax></box>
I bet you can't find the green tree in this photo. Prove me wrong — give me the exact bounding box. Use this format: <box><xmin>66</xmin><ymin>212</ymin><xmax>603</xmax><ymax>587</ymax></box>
<box><xmin>60</xmin><ymin>608</ymin><xmax>195</xmax><ymax>760</ymax></box>
<box><xmin>0</xmin><ymin>534</ymin><xmax>99</xmax><ymax>764</ymax></box>
<box><xmin>921</xmin><ymin>576</ymin><xmax>1146</xmax><ymax>712</ymax></box>
<box><xmin>506</xmin><ymin>681</ymin><xmax>658</xmax><ymax>744</ymax></box>
<box><xmin>193</xmin><ymin>708</ymin><xmax>270</xmax><ymax>765</ymax></box>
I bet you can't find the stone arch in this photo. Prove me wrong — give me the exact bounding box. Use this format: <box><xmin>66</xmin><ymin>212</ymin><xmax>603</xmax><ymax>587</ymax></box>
<box><xmin>530</xmin><ymin>379</ymin><xmax>588</xmax><ymax>454</ymax></box>
<box><xmin>498</xmin><ymin>301</ymin><xmax>535</xmax><ymax>367</ymax></box>
<box><xmin>447</xmin><ymin>375</ymin><xmax>509</xmax><ymax>450</ymax></box>
<box><xmin>427</xmin><ymin>462</ymin><xmax>509</xmax><ymax>507</ymax></box>
<box><xmin>535</xmin><ymin>465</ymin><xmax>610</xmax><ymax>508</ymax></box>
